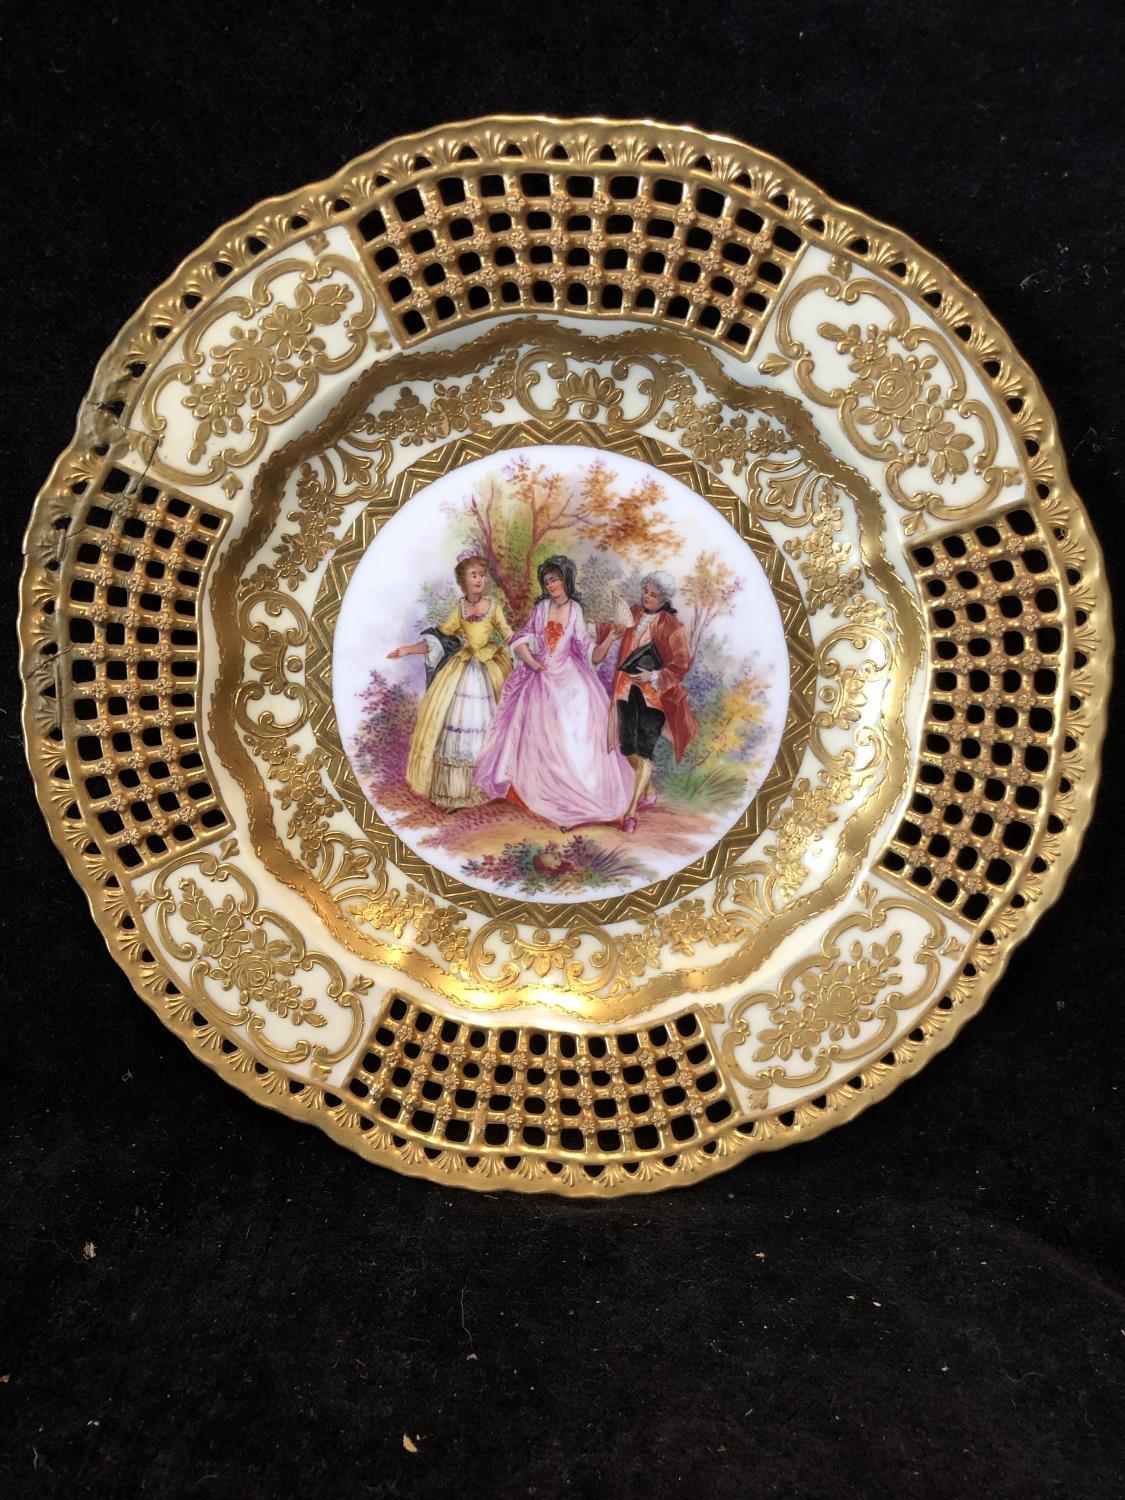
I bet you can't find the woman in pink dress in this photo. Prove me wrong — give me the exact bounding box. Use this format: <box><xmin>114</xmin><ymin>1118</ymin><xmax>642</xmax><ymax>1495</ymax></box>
<box><xmin>474</xmin><ymin>556</ymin><xmax>634</xmax><ymax>829</ymax></box>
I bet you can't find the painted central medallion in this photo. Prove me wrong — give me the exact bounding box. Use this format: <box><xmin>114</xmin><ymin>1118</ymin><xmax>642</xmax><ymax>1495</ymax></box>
<box><xmin>332</xmin><ymin>445</ymin><xmax>790</xmax><ymax>902</ymax></box>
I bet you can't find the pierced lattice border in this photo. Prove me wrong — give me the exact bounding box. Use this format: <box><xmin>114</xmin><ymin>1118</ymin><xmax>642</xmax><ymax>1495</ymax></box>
<box><xmin>56</xmin><ymin>461</ymin><xmax>231</xmax><ymax>870</ymax></box>
<box><xmin>880</xmin><ymin>504</ymin><xmax>1068</xmax><ymax>922</ymax></box>
<box><xmin>344</xmin><ymin>995</ymin><xmax>736</xmax><ymax>1163</ymax></box>
<box><xmin>349</xmin><ymin>159</ymin><xmax>803</xmax><ymax>357</ymax></box>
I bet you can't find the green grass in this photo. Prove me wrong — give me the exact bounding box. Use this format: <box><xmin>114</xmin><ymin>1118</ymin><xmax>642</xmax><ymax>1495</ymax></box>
<box><xmin>659</xmin><ymin>761</ymin><xmax>747</xmax><ymax>811</ymax></box>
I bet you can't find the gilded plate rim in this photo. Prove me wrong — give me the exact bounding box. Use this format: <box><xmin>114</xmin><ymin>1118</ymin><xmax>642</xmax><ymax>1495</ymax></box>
<box><xmin>19</xmin><ymin>115</ymin><xmax>1112</xmax><ymax>1194</ymax></box>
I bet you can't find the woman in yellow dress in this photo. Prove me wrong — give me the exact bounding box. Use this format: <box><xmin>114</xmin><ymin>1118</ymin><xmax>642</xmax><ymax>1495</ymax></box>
<box><xmin>387</xmin><ymin>551</ymin><xmax>513</xmax><ymax>810</ymax></box>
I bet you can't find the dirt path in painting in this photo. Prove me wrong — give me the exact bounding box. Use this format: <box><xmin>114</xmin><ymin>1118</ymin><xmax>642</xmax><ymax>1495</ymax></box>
<box><xmin>419</xmin><ymin>795</ymin><xmax>714</xmax><ymax>867</ymax></box>
<box><xmin>369</xmin><ymin>772</ymin><xmax>723</xmax><ymax>881</ymax></box>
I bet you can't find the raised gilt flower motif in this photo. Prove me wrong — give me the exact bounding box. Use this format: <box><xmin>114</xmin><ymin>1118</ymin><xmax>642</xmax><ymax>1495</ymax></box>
<box><xmin>754</xmin><ymin>935</ymin><xmax>904</xmax><ymax>1064</ymax></box>
<box><xmin>256</xmin><ymin>302</ymin><xmax>311</xmax><ymax>360</ymax></box>
<box><xmin>868</xmin><ymin>356</ymin><xmax>926</xmax><ymax>426</ymax></box>
<box><xmin>184</xmin><ymin>278</ymin><xmax>353</xmax><ymax>462</ymax></box>
<box><xmin>509</xmin><ymin>929</ymin><xmax>580</xmax><ymax>978</ymax></box>
<box><xmin>899</xmin><ymin>402</ymin><xmax>973</xmax><ymax>480</ymax></box>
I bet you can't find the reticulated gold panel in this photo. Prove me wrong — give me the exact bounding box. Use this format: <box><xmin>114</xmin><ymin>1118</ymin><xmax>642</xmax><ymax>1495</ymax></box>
<box><xmin>344</xmin><ymin>996</ymin><xmax>736</xmax><ymax>1168</ymax></box>
<box><xmin>881</xmin><ymin>505</ymin><xmax>1068</xmax><ymax>922</ymax></box>
<box><xmin>349</xmin><ymin>151</ymin><xmax>803</xmax><ymax>358</ymax></box>
<box><xmin>54</xmin><ymin>461</ymin><xmax>231</xmax><ymax>872</ymax></box>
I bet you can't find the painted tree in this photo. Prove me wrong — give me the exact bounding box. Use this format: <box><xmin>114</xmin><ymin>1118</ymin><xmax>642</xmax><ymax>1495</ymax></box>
<box><xmin>462</xmin><ymin>457</ymin><xmax>679</xmax><ymax>620</ymax></box>
<box><xmin>706</xmin><ymin>673</ymin><xmax>767</xmax><ymax>761</ymax></box>
<box><xmin>575</xmin><ymin>461</ymin><xmax>679</xmax><ymax>561</ymax></box>
<box><xmin>463</xmin><ymin>458</ymin><xmax>586</xmax><ymax>618</ymax></box>
<box><xmin>352</xmin><ymin>669</ymin><xmax>416</xmax><ymax>786</ymax></box>
<box><xmin>679</xmin><ymin>549</ymin><xmax>745</xmax><ymax>658</ymax></box>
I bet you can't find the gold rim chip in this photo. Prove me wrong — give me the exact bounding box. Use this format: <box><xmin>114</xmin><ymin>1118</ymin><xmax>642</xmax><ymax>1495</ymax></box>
<box><xmin>20</xmin><ymin>117</ymin><xmax>1111</xmax><ymax>1195</ymax></box>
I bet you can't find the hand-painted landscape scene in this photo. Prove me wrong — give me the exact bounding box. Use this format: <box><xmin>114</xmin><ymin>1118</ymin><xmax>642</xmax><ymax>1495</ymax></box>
<box><xmin>332</xmin><ymin>445</ymin><xmax>789</xmax><ymax>902</ymax></box>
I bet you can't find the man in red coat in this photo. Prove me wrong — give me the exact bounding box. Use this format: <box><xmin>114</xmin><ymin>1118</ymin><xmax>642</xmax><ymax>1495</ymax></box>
<box><xmin>593</xmin><ymin>570</ymin><xmax>698</xmax><ymax>833</ymax></box>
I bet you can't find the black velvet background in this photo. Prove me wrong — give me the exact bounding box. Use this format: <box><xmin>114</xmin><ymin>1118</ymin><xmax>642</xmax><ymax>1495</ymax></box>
<box><xmin>3</xmin><ymin>2</ymin><xmax>1123</xmax><ymax>1495</ymax></box>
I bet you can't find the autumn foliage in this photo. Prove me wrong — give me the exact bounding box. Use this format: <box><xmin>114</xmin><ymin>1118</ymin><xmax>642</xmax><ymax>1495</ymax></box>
<box><xmin>679</xmin><ymin>549</ymin><xmax>746</xmax><ymax>658</ymax></box>
<box><xmin>462</xmin><ymin>457</ymin><xmax>678</xmax><ymax>618</ymax></box>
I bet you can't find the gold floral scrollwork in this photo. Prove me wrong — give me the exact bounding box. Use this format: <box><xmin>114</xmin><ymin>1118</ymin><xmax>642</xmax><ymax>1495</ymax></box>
<box><xmin>612</xmin><ymin>900</ymin><xmax>747</xmax><ymax>983</ymax></box>
<box><xmin>722</xmin><ymin>885</ymin><xmax>960</xmax><ymax>1095</ymax></box>
<box><xmin>809</xmin><ymin>619</ymin><xmax>891</xmax><ymax>774</ymax></box>
<box><xmin>711</xmin><ymin>570</ymin><xmax>892</xmax><ymax>921</ymax></box>
<box><xmin>371</xmin><ymin>350</ymin><xmax>520</xmax><ymax>445</ymax></box>
<box><xmin>774</xmin><ymin>271</ymin><xmax>1020</xmax><ymax>529</ymax></box>
<box><xmin>138</xmin><ymin>250</ymin><xmax>376</xmax><ymax>496</ymax></box>
<box><xmin>242</xmin><ymin>430</ymin><xmax>395</xmax><ymax>602</ymax></box>
<box><xmin>244</xmin><ymin>466</ymin><xmax>349</xmax><ymax>597</ymax></box>
<box><xmin>355</xmin><ymin>885</ymin><xmax>470</xmax><ymax>967</ymax></box>
<box><xmin>233</xmin><ymin>566</ymin><xmax>391</xmax><ymax>920</ymax></box>
<box><xmin>716</xmin><ymin>761</ymin><xmax>861</xmax><ymax>918</ymax></box>
<box><xmin>745</xmin><ymin>450</ymin><xmax>837</xmax><ymax>530</ymax></box>
<box><xmin>783</xmin><ymin>482</ymin><xmax>863</xmax><ymax>614</ymax></box>
<box><xmin>466</xmin><ymin>919</ymin><xmax>618</xmax><ymax>996</ymax></box>
<box><xmin>654</xmin><ymin>370</ymin><xmax>793</xmax><ymax>473</ymax></box>
<box><xmin>508</xmin><ymin>929</ymin><xmax>582</xmax><ymax>978</ymax></box>
<box><xmin>515</xmin><ymin>349</ymin><xmax>667</xmax><ymax>428</ymax></box>
<box><xmin>234</xmin><ymin>590</ymin><xmax>312</xmax><ymax>736</ymax></box>
<box><xmin>247</xmin><ymin>735</ymin><xmax>388</xmax><ymax>913</ymax></box>
<box><xmin>137</xmin><ymin>839</ymin><xmax>368</xmax><ymax>1078</ymax></box>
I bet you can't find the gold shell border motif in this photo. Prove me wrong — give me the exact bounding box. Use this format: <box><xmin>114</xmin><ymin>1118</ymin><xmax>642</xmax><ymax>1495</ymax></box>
<box><xmin>19</xmin><ymin>117</ymin><xmax>1111</xmax><ymax>1195</ymax></box>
